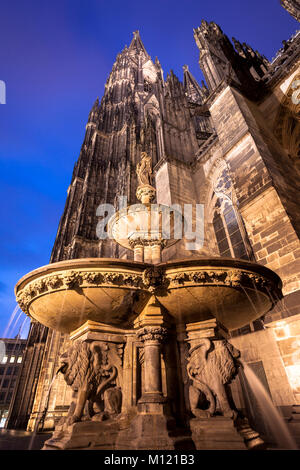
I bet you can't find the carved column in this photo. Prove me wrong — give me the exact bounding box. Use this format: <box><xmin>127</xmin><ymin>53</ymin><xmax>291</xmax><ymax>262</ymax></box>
<box><xmin>151</xmin><ymin>243</ymin><xmax>162</xmax><ymax>264</ymax></box>
<box><xmin>117</xmin><ymin>296</ymin><xmax>178</xmax><ymax>449</ymax></box>
<box><xmin>143</xmin><ymin>244</ymin><xmax>152</xmax><ymax>264</ymax></box>
<box><xmin>136</xmin><ymin>326</ymin><xmax>167</xmax><ymax>404</ymax></box>
<box><xmin>133</xmin><ymin>243</ymin><xmax>143</xmax><ymax>262</ymax></box>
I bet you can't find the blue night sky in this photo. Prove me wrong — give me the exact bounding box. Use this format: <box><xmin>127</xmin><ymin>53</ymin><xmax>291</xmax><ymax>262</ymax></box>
<box><xmin>0</xmin><ymin>0</ymin><xmax>298</xmax><ymax>338</ymax></box>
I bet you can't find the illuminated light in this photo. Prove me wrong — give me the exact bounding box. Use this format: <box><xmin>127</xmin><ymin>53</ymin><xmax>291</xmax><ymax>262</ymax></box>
<box><xmin>273</xmin><ymin>321</ymin><xmax>291</xmax><ymax>340</ymax></box>
<box><xmin>1</xmin><ymin>356</ymin><xmax>7</xmax><ymax>364</ymax></box>
<box><xmin>285</xmin><ymin>365</ymin><xmax>300</xmax><ymax>392</ymax></box>
<box><xmin>9</xmin><ymin>356</ymin><xmax>15</xmax><ymax>363</ymax></box>
<box><xmin>17</xmin><ymin>356</ymin><xmax>22</xmax><ymax>363</ymax></box>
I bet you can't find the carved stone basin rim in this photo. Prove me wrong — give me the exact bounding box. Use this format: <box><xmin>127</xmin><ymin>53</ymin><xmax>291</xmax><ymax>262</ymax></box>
<box><xmin>15</xmin><ymin>257</ymin><xmax>282</xmax><ymax>333</ymax></box>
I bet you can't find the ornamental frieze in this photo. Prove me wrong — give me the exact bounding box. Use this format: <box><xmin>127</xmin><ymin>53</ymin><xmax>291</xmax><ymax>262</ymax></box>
<box><xmin>166</xmin><ymin>269</ymin><xmax>273</xmax><ymax>291</ymax></box>
<box><xmin>16</xmin><ymin>269</ymin><xmax>146</xmax><ymax>314</ymax></box>
<box><xmin>15</xmin><ymin>266</ymin><xmax>276</xmax><ymax>316</ymax></box>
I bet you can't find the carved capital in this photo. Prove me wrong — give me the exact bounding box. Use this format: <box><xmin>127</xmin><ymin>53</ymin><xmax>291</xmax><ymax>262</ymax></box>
<box><xmin>129</xmin><ymin>237</ymin><xmax>167</xmax><ymax>249</ymax></box>
<box><xmin>136</xmin><ymin>184</ymin><xmax>156</xmax><ymax>204</ymax></box>
<box><xmin>137</xmin><ymin>326</ymin><xmax>168</xmax><ymax>343</ymax></box>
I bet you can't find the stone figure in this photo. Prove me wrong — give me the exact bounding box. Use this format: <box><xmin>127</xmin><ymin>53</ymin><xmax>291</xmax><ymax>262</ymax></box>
<box><xmin>136</xmin><ymin>152</ymin><xmax>153</xmax><ymax>186</ymax></box>
<box><xmin>58</xmin><ymin>341</ymin><xmax>122</xmax><ymax>424</ymax></box>
<box><xmin>187</xmin><ymin>338</ymin><xmax>240</xmax><ymax>419</ymax></box>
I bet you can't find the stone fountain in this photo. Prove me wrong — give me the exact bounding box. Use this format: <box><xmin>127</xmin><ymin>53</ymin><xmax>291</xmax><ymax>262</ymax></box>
<box><xmin>15</xmin><ymin>153</ymin><xmax>283</xmax><ymax>450</ymax></box>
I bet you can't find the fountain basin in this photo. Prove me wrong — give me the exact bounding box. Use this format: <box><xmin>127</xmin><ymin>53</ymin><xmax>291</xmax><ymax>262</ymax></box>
<box><xmin>15</xmin><ymin>259</ymin><xmax>151</xmax><ymax>333</ymax></box>
<box><xmin>15</xmin><ymin>257</ymin><xmax>282</xmax><ymax>334</ymax></box>
<box><xmin>107</xmin><ymin>203</ymin><xmax>182</xmax><ymax>250</ymax></box>
<box><xmin>156</xmin><ymin>258</ymin><xmax>282</xmax><ymax>330</ymax></box>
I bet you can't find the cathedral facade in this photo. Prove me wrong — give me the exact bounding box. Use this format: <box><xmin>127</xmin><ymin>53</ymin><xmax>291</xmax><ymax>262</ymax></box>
<box><xmin>6</xmin><ymin>4</ymin><xmax>300</xmax><ymax>448</ymax></box>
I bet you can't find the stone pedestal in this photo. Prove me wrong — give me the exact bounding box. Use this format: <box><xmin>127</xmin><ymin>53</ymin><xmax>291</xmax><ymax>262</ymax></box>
<box><xmin>43</xmin><ymin>419</ymin><xmax>121</xmax><ymax>450</ymax></box>
<box><xmin>116</xmin><ymin>402</ymin><xmax>178</xmax><ymax>450</ymax></box>
<box><xmin>190</xmin><ymin>417</ymin><xmax>246</xmax><ymax>450</ymax></box>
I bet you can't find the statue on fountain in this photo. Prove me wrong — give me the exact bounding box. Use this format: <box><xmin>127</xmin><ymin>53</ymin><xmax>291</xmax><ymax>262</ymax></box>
<box><xmin>187</xmin><ymin>338</ymin><xmax>240</xmax><ymax>419</ymax></box>
<box><xmin>58</xmin><ymin>341</ymin><xmax>122</xmax><ymax>425</ymax></box>
<box><xmin>136</xmin><ymin>151</ymin><xmax>153</xmax><ymax>186</ymax></box>
<box><xmin>136</xmin><ymin>152</ymin><xmax>156</xmax><ymax>204</ymax></box>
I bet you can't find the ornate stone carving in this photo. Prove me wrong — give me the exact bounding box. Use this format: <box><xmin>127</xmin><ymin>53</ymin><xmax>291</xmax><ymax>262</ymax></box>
<box><xmin>16</xmin><ymin>290</ymin><xmax>31</xmax><ymax>314</ymax></box>
<box><xmin>16</xmin><ymin>265</ymin><xmax>278</xmax><ymax>317</ymax></box>
<box><xmin>81</xmin><ymin>272</ymin><xmax>103</xmax><ymax>284</ymax></box>
<box><xmin>187</xmin><ymin>338</ymin><xmax>240</xmax><ymax>419</ymax></box>
<box><xmin>137</xmin><ymin>326</ymin><xmax>168</xmax><ymax>342</ymax></box>
<box><xmin>64</xmin><ymin>271</ymin><xmax>80</xmax><ymax>289</ymax></box>
<box><xmin>135</xmin><ymin>152</ymin><xmax>156</xmax><ymax>204</ymax></box>
<box><xmin>136</xmin><ymin>152</ymin><xmax>153</xmax><ymax>186</ymax></box>
<box><xmin>16</xmin><ymin>270</ymin><xmax>146</xmax><ymax>314</ymax></box>
<box><xmin>46</xmin><ymin>275</ymin><xmax>62</xmax><ymax>289</ymax></box>
<box><xmin>58</xmin><ymin>341</ymin><xmax>122</xmax><ymax>424</ymax></box>
<box><xmin>167</xmin><ymin>269</ymin><xmax>274</xmax><ymax>293</ymax></box>
<box><xmin>35</xmin><ymin>279</ymin><xmax>47</xmax><ymax>294</ymax></box>
<box><xmin>128</xmin><ymin>237</ymin><xmax>166</xmax><ymax>249</ymax></box>
<box><xmin>142</xmin><ymin>266</ymin><xmax>168</xmax><ymax>294</ymax></box>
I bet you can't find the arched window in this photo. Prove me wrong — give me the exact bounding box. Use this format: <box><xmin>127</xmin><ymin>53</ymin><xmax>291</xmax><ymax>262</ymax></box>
<box><xmin>213</xmin><ymin>200</ymin><xmax>252</xmax><ymax>260</ymax></box>
<box><xmin>212</xmin><ymin>169</ymin><xmax>254</xmax><ymax>261</ymax></box>
<box><xmin>212</xmin><ymin>168</ymin><xmax>261</xmax><ymax>337</ymax></box>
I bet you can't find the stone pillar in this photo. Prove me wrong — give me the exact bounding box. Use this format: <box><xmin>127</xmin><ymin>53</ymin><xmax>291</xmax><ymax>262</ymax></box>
<box><xmin>137</xmin><ymin>326</ymin><xmax>166</xmax><ymax>404</ymax></box>
<box><xmin>116</xmin><ymin>296</ymin><xmax>180</xmax><ymax>450</ymax></box>
<box><xmin>133</xmin><ymin>244</ymin><xmax>143</xmax><ymax>262</ymax></box>
<box><xmin>151</xmin><ymin>243</ymin><xmax>162</xmax><ymax>264</ymax></box>
<box><xmin>144</xmin><ymin>244</ymin><xmax>152</xmax><ymax>263</ymax></box>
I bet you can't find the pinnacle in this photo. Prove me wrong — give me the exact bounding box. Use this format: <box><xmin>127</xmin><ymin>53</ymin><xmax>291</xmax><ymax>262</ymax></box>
<box><xmin>128</xmin><ymin>29</ymin><xmax>149</xmax><ymax>58</ymax></box>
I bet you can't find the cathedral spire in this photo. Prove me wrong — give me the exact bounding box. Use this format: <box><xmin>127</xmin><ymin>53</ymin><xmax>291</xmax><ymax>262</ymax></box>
<box><xmin>128</xmin><ymin>30</ymin><xmax>150</xmax><ymax>59</ymax></box>
<box><xmin>183</xmin><ymin>65</ymin><xmax>208</xmax><ymax>103</ymax></box>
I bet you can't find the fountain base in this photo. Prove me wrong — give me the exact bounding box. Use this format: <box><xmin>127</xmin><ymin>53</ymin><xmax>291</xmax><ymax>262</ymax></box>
<box><xmin>43</xmin><ymin>419</ymin><xmax>121</xmax><ymax>450</ymax></box>
<box><xmin>190</xmin><ymin>417</ymin><xmax>265</xmax><ymax>450</ymax></box>
<box><xmin>116</xmin><ymin>412</ymin><xmax>179</xmax><ymax>450</ymax></box>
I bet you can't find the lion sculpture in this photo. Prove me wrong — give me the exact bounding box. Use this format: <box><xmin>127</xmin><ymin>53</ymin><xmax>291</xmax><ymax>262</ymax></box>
<box><xmin>58</xmin><ymin>341</ymin><xmax>122</xmax><ymax>424</ymax></box>
<box><xmin>187</xmin><ymin>338</ymin><xmax>240</xmax><ymax>419</ymax></box>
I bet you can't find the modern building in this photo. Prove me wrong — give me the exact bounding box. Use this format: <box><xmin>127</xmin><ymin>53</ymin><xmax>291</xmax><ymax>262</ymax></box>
<box><xmin>0</xmin><ymin>338</ymin><xmax>27</xmax><ymax>428</ymax></box>
<box><xmin>5</xmin><ymin>0</ymin><xmax>300</xmax><ymax>449</ymax></box>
